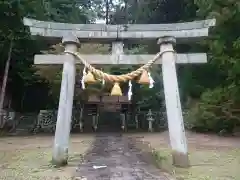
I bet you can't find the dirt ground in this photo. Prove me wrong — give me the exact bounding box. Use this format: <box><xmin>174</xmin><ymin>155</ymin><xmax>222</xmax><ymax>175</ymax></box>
<box><xmin>0</xmin><ymin>134</ymin><xmax>94</xmax><ymax>180</ymax></box>
<box><xmin>127</xmin><ymin>131</ymin><xmax>240</xmax><ymax>180</ymax></box>
<box><xmin>0</xmin><ymin>132</ymin><xmax>240</xmax><ymax>180</ymax></box>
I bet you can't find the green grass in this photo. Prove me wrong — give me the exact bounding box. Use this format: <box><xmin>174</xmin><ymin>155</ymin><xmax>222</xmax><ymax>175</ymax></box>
<box><xmin>153</xmin><ymin>148</ymin><xmax>240</xmax><ymax>180</ymax></box>
<box><xmin>0</xmin><ymin>136</ymin><xmax>93</xmax><ymax>180</ymax></box>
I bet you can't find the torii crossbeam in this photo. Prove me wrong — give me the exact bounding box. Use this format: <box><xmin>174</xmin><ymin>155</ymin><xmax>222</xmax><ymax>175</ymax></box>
<box><xmin>24</xmin><ymin>18</ymin><xmax>216</xmax><ymax>168</ymax></box>
<box><xmin>34</xmin><ymin>52</ymin><xmax>207</xmax><ymax>65</ymax></box>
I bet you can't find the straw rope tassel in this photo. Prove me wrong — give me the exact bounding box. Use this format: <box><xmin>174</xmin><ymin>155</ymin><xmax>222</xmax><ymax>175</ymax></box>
<box><xmin>84</xmin><ymin>70</ymin><xmax>97</xmax><ymax>84</ymax></box>
<box><xmin>138</xmin><ymin>69</ymin><xmax>150</xmax><ymax>85</ymax></box>
<box><xmin>111</xmin><ymin>82</ymin><xmax>122</xmax><ymax>96</ymax></box>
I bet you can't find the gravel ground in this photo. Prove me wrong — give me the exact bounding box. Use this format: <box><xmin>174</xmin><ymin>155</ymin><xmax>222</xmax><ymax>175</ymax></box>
<box><xmin>74</xmin><ymin>133</ymin><xmax>172</xmax><ymax>180</ymax></box>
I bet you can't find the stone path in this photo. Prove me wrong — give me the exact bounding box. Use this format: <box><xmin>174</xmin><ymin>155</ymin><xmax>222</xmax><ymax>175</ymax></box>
<box><xmin>75</xmin><ymin>133</ymin><xmax>171</xmax><ymax>180</ymax></box>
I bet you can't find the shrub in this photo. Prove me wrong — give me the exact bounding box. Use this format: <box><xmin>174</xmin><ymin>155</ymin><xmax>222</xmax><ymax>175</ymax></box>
<box><xmin>184</xmin><ymin>86</ymin><xmax>240</xmax><ymax>134</ymax></box>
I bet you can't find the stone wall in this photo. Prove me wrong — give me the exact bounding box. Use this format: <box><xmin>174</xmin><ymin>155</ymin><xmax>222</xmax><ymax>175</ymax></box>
<box><xmin>1</xmin><ymin>109</ymin><xmax>167</xmax><ymax>134</ymax></box>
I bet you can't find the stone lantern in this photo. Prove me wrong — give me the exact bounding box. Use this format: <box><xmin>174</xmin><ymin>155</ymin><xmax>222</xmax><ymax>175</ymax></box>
<box><xmin>147</xmin><ymin>109</ymin><xmax>154</xmax><ymax>132</ymax></box>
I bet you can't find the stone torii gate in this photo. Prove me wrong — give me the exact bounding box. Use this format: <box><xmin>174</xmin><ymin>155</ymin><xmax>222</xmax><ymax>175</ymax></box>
<box><xmin>23</xmin><ymin>18</ymin><xmax>215</xmax><ymax>167</ymax></box>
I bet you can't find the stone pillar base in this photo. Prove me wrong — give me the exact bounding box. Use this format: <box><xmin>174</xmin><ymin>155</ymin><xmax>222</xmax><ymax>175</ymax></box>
<box><xmin>52</xmin><ymin>146</ymin><xmax>69</xmax><ymax>167</ymax></box>
<box><xmin>52</xmin><ymin>158</ymin><xmax>68</xmax><ymax>167</ymax></box>
<box><xmin>172</xmin><ymin>151</ymin><xmax>190</xmax><ymax>168</ymax></box>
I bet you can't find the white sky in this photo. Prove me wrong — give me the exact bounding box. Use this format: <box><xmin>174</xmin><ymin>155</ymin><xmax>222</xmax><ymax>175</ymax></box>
<box><xmin>95</xmin><ymin>0</ymin><xmax>125</xmax><ymax>24</ymax></box>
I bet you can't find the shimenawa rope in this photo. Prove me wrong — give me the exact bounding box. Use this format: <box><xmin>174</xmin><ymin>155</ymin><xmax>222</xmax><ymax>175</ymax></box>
<box><xmin>64</xmin><ymin>49</ymin><xmax>174</xmax><ymax>82</ymax></box>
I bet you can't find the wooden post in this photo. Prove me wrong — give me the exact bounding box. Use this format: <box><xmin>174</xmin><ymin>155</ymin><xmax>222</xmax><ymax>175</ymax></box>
<box><xmin>120</xmin><ymin>113</ymin><xmax>125</xmax><ymax>131</ymax></box>
<box><xmin>52</xmin><ymin>34</ymin><xmax>79</xmax><ymax>166</ymax></box>
<box><xmin>158</xmin><ymin>36</ymin><xmax>189</xmax><ymax>167</ymax></box>
<box><xmin>92</xmin><ymin>116</ymin><xmax>94</xmax><ymax>131</ymax></box>
<box><xmin>92</xmin><ymin>115</ymin><xmax>98</xmax><ymax>131</ymax></box>
<box><xmin>79</xmin><ymin>120</ymin><xmax>83</xmax><ymax>132</ymax></box>
<box><xmin>96</xmin><ymin>110</ymin><xmax>99</xmax><ymax>131</ymax></box>
<box><xmin>148</xmin><ymin>121</ymin><xmax>153</xmax><ymax>132</ymax></box>
<box><xmin>79</xmin><ymin>107</ymin><xmax>83</xmax><ymax>132</ymax></box>
<box><xmin>135</xmin><ymin>115</ymin><xmax>139</xmax><ymax>129</ymax></box>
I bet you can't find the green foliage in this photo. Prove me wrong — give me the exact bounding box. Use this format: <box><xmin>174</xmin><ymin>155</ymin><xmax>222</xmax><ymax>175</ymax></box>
<box><xmin>110</xmin><ymin>0</ymin><xmax>240</xmax><ymax>133</ymax></box>
<box><xmin>21</xmin><ymin>0</ymin><xmax>93</xmax><ymax>23</ymax></box>
<box><xmin>181</xmin><ymin>0</ymin><xmax>240</xmax><ymax>133</ymax></box>
<box><xmin>0</xmin><ymin>0</ymin><xmax>98</xmax><ymax>112</ymax></box>
<box><xmin>185</xmin><ymin>85</ymin><xmax>240</xmax><ymax>133</ymax></box>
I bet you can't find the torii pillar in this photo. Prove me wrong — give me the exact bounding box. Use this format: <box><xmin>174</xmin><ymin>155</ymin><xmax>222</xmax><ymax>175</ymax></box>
<box><xmin>52</xmin><ymin>34</ymin><xmax>79</xmax><ymax>166</ymax></box>
<box><xmin>159</xmin><ymin>36</ymin><xmax>189</xmax><ymax>167</ymax></box>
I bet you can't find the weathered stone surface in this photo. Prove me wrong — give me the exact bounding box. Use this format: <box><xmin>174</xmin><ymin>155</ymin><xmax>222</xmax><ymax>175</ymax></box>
<box><xmin>160</xmin><ymin>42</ymin><xmax>189</xmax><ymax>168</ymax></box>
<box><xmin>23</xmin><ymin>17</ymin><xmax>216</xmax><ymax>43</ymax></box>
<box><xmin>62</xmin><ymin>33</ymin><xmax>80</xmax><ymax>47</ymax></box>
<box><xmin>157</xmin><ymin>36</ymin><xmax>176</xmax><ymax>45</ymax></box>
<box><xmin>23</xmin><ymin>18</ymin><xmax>216</xmax><ymax>31</ymax></box>
<box><xmin>34</xmin><ymin>53</ymin><xmax>207</xmax><ymax>65</ymax></box>
<box><xmin>52</xmin><ymin>36</ymin><xmax>77</xmax><ymax>166</ymax></box>
<box><xmin>172</xmin><ymin>151</ymin><xmax>190</xmax><ymax>168</ymax></box>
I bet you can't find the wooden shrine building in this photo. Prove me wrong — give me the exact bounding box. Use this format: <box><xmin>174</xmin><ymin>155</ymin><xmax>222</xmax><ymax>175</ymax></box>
<box><xmin>86</xmin><ymin>94</ymin><xmax>130</xmax><ymax>112</ymax></box>
<box><xmin>80</xmin><ymin>94</ymin><xmax>131</xmax><ymax>132</ymax></box>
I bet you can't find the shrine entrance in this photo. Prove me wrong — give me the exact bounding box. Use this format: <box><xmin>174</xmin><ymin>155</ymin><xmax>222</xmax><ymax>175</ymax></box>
<box><xmin>23</xmin><ymin>17</ymin><xmax>215</xmax><ymax>167</ymax></box>
<box><xmin>85</xmin><ymin>94</ymin><xmax>130</xmax><ymax>132</ymax></box>
<box><xmin>97</xmin><ymin>112</ymin><xmax>121</xmax><ymax>132</ymax></box>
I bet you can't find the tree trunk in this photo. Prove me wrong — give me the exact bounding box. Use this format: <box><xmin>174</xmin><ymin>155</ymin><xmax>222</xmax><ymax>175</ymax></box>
<box><xmin>0</xmin><ymin>39</ymin><xmax>13</xmax><ymax>128</ymax></box>
<box><xmin>124</xmin><ymin>0</ymin><xmax>128</xmax><ymax>23</ymax></box>
<box><xmin>105</xmin><ymin>0</ymin><xmax>109</xmax><ymax>24</ymax></box>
